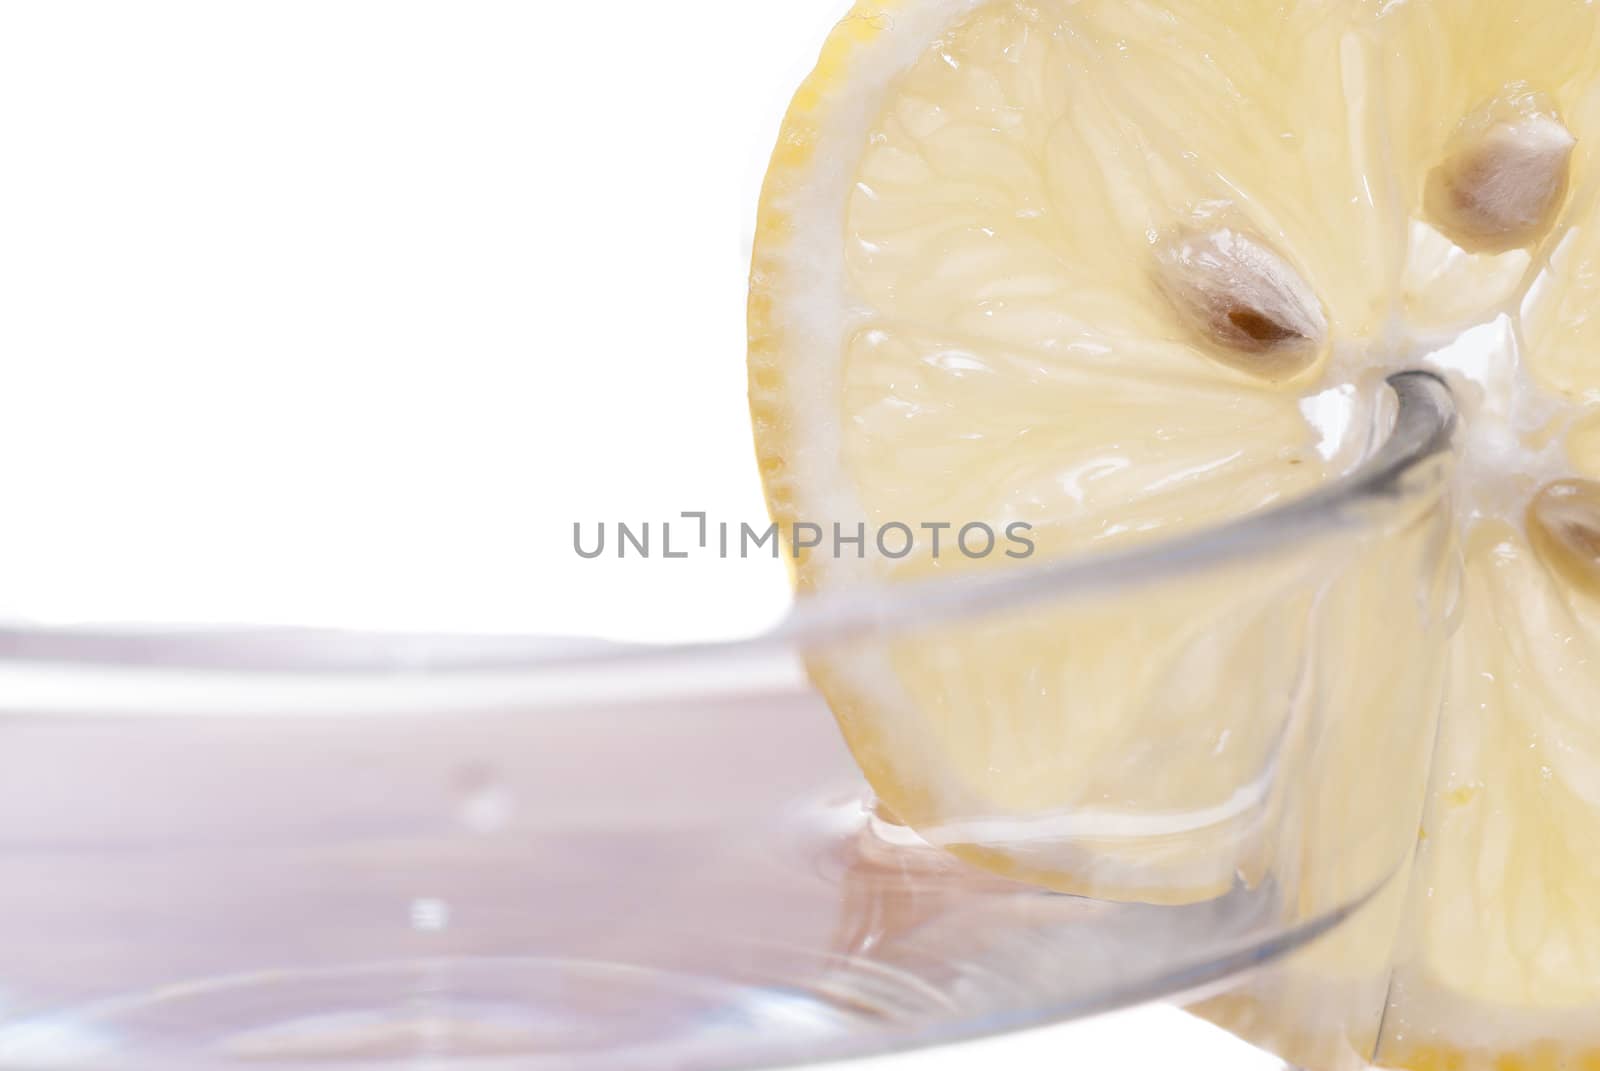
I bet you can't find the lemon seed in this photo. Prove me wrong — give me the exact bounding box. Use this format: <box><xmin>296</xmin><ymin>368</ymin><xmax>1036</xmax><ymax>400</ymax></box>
<box><xmin>1153</xmin><ymin>225</ymin><xmax>1327</xmax><ymax>382</ymax></box>
<box><xmin>1425</xmin><ymin>87</ymin><xmax>1574</xmax><ymax>254</ymax></box>
<box><xmin>1528</xmin><ymin>478</ymin><xmax>1600</xmax><ymax>598</ymax></box>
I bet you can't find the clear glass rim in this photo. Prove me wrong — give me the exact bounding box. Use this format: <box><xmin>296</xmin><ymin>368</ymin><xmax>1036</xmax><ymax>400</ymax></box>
<box><xmin>0</xmin><ymin>371</ymin><xmax>1456</xmax><ymax>677</ymax></box>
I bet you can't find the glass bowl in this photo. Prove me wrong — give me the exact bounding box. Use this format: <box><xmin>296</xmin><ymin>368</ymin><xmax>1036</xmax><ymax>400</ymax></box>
<box><xmin>0</xmin><ymin>372</ymin><xmax>1457</xmax><ymax>1070</ymax></box>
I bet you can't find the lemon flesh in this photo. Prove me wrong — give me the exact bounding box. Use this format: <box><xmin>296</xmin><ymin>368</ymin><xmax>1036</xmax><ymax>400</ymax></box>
<box><xmin>748</xmin><ymin>1</ymin><xmax>1600</xmax><ymax>1068</ymax></box>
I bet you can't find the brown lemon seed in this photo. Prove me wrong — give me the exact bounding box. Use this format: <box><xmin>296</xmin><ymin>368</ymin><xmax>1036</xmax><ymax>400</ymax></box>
<box><xmin>1527</xmin><ymin>478</ymin><xmax>1600</xmax><ymax>598</ymax></box>
<box><xmin>1425</xmin><ymin>87</ymin><xmax>1574</xmax><ymax>254</ymax></box>
<box><xmin>1153</xmin><ymin>225</ymin><xmax>1328</xmax><ymax>382</ymax></box>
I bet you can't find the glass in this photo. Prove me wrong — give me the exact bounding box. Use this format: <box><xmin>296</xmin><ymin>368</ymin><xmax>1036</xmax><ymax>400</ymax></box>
<box><xmin>0</xmin><ymin>372</ymin><xmax>1457</xmax><ymax>1070</ymax></box>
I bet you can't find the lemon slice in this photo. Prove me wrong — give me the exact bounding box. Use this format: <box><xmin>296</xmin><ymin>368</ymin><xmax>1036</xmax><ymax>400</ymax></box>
<box><xmin>749</xmin><ymin>1</ymin><xmax>1600</xmax><ymax>1068</ymax></box>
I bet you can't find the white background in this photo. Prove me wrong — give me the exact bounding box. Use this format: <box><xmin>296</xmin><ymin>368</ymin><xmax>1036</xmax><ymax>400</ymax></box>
<box><xmin>0</xmin><ymin>1</ymin><xmax>806</xmax><ymax>641</ymax></box>
<box><xmin>0</xmin><ymin>3</ymin><xmax>1283</xmax><ymax>1067</ymax></box>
